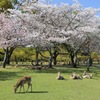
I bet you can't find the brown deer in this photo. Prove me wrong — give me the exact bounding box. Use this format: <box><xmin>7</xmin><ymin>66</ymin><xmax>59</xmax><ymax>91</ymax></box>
<box><xmin>14</xmin><ymin>76</ymin><xmax>32</xmax><ymax>93</ymax></box>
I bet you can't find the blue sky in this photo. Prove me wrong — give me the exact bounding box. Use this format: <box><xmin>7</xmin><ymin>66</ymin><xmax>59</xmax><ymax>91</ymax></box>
<box><xmin>18</xmin><ymin>0</ymin><xmax>100</xmax><ymax>8</ymax></box>
<box><xmin>50</xmin><ymin>0</ymin><xmax>100</xmax><ymax>8</ymax></box>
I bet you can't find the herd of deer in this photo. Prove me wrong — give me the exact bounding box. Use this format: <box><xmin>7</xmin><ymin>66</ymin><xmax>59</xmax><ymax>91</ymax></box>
<box><xmin>14</xmin><ymin>71</ymin><xmax>92</xmax><ymax>93</ymax></box>
<box><xmin>56</xmin><ymin>71</ymin><xmax>92</xmax><ymax>80</ymax></box>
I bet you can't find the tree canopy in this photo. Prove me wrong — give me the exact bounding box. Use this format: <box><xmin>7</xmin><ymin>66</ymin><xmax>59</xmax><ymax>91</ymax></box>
<box><xmin>0</xmin><ymin>0</ymin><xmax>100</xmax><ymax>68</ymax></box>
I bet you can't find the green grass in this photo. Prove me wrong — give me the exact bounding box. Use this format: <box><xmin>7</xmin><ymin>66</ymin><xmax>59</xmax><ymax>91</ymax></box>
<box><xmin>0</xmin><ymin>66</ymin><xmax>100</xmax><ymax>100</ymax></box>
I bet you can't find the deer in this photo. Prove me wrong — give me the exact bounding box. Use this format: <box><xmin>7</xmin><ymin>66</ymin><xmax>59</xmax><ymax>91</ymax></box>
<box><xmin>14</xmin><ymin>76</ymin><xmax>32</xmax><ymax>93</ymax></box>
<box><xmin>70</xmin><ymin>72</ymin><xmax>82</xmax><ymax>79</ymax></box>
<box><xmin>83</xmin><ymin>71</ymin><xmax>93</xmax><ymax>79</ymax></box>
<box><xmin>56</xmin><ymin>72</ymin><xmax>65</xmax><ymax>80</ymax></box>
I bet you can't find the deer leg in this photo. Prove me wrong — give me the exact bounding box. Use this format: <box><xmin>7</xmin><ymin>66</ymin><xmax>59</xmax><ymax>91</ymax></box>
<box><xmin>26</xmin><ymin>84</ymin><xmax>29</xmax><ymax>92</ymax></box>
<box><xmin>22</xmin><ymin>85</ymin><xmax>25</xmax><ymax>92</ymax></box>
<box><xmin>26</xmin><ymin>83</ymin><xmax>32</xmax><ymax>92</ymax></box>
<box><xmin>30</xmin><ymin>83</ymin><xmax>32</xmax><ymax>92</ymax></box>
<box><xmin>19</xmin><ymin>85</ymin><xmax>22</xmax><ymax>92</ymax></box>
<box><xmin>26</xmin><ymin>83</ymin><xmax>30</xmax><ymax>92</ymax></box>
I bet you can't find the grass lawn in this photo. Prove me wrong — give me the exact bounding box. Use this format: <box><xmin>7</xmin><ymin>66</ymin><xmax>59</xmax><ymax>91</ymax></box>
<box><xmin>0</xmin><ymin>65</ymin><xmax>100</xmax><ymax>100</ymax></box>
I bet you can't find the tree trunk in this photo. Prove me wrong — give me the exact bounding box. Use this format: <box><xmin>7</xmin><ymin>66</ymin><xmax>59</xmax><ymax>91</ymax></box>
<box><xmin>87</xmin><ymin>56</ymin><xmax>92</xmax><ymax>72</ymax></box>
<box><xmin>4</xmin><ymin>47</ymin><xmax>15</xmax><ymax>65</ymax></box>
<box><xmin>35</xmin><ymin>47</ymin><xmax>39</xmax><ymax>66</ymax></box>
<box><xmin>87</xmin><ymin>65</ymin><xmax>90</xmax><ymax>72</ymax></box>
<box><xmin>2</xmin><ymin>47</ymin><xmax>15</xmax><ymax>68</ymax></box>
<box><xmin>71</xmin><ymin>56</ymin><xmax>77</xmax><ymax>68</ymax></box>
<box><xmin>14</xmin><ymin>56</ymin><xmax>18</xmax><ymax>64</ymax></box>
<box><xmin>2</xmin><ymin>48</ymin><xmax>8</xmax><ymax>68</ymax></box>
<box><xmin>53</xmin><ymin>57</ymin><xmax>57</xmax><ymax>65</ymax></box>
<box><xmin>48</xmin><ymin>55</ymin><xmax>53</xmax><ymax>68</ymax></box>
<box><xmin>53</xmin><ymin>50</ymin><xmax>59</xmax><ymax>65</ymax></box>
<box><xmin>6</xmin><ymin>54</ymin><xmax>11</xmax><ymax>65</ymax></box>
<box><xmin>48</xmin><ymin>48</ymin><xmax>53</xmax><ymax>68</ymax></box>
<box><xmin>70</xmin><ymin>52</ymin><xmax>77</xmax><ymax>68</ymax></box>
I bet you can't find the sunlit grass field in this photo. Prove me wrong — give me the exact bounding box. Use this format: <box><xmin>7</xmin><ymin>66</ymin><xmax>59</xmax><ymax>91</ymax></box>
<box><xmin>0</xmin><ymin>65</ymin><xmax>100</xmax><ymax>100</ymax></box>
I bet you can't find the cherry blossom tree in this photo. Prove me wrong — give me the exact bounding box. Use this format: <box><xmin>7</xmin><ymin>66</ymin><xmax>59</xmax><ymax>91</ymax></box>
<box><xmin>8</xmin><ymin>3</ymin><xmax>59</xmax><ymax>68</ymax></box>
<box><xmin>0</xmin><ymin>12</ymin><xmax>29</xmax><ymax>68</ymax></box>
<box><xmin>6</xmin><ymin>1</ymin><xmax>100</xmax><ymax>68</ymax></box>
<box><xmin>0</xmin><ymin>0</ymin><xmax>43</xmax><ymax>68</ymax></box>
<box><xmin>44</xmin><ymin>8</ymin><xmax>97</xmax><ymax>67</ymax></box>
<box><xmin>37</xmin><ymin>2</ymin><xmax>100</xmax><ymax>67</ymax></box>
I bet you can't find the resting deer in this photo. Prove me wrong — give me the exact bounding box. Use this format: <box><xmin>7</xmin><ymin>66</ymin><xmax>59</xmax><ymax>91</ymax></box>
<box><xmin>83</xmin><ymin>71</ymin><xmax>93</xmax><ymax>79</ymax></box>
<box><xmin>56</xmin><ymin>72</ymin><xmax>65</xmax><ymax>80</ymax></box>
<box><xmin>14</xmin><ymin>76</ymin><xmax>32</xmax><ymax>93</ymax></box>
<box><xmin>70</xmin><ymin>72</ymin><xmax>82</xmax><ymax>79</ymax></box>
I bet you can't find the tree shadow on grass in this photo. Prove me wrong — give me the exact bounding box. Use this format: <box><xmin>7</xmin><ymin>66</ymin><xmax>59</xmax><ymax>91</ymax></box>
<box><xmin>28</xmin><ymin>91</ymin><xmax>48</xmax><ymax>93</ymax></box>
<box><xmin>32</xmin><ymin>64</ymin><xmax>89</xmax><ymax>74</ymax></box>
<box><xmin>35</xmin><ymin>65</ymin><xmax>100</xmax><ymax>75</ymax></box>
<box><xmin>36</xmin><ymin>66</ymin><xmax>85</xmax><ymax>74</ymax></box>
<box><xmin>16</xmin><ymin>91</ymin><xmax>48</xmax><ymax>94</ymax></box>
<box><xmin>0</xmin><ymin>71</ymin><xmax>22</xmax><ymax>81</ymax></box>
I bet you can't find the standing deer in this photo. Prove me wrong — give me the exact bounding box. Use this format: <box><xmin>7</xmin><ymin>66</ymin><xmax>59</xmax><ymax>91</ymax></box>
<box><xmin>14</xmin><ymin>76</ymin><xmax>32</xmax><ymax>93</ymax></box>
